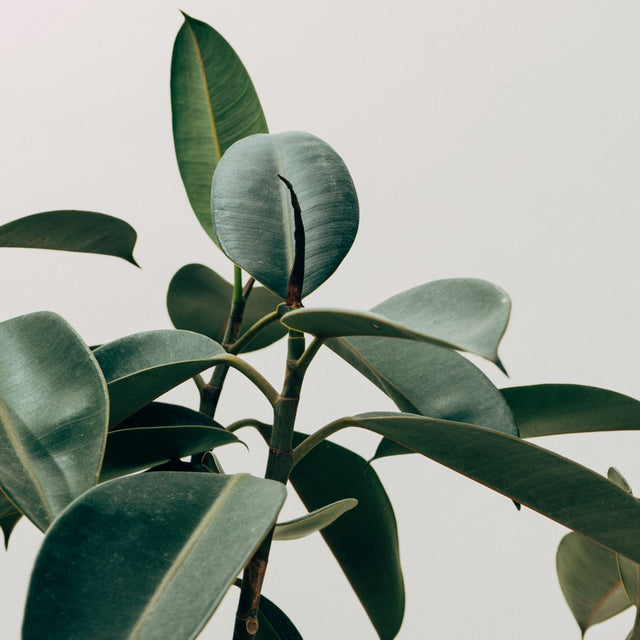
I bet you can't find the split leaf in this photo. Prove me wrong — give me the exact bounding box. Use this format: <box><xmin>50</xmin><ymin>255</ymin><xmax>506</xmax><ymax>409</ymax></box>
<box><xmin>211</xmin><ymin>131</ymin><xmax>358</xmax><ymax>299</ymax></box>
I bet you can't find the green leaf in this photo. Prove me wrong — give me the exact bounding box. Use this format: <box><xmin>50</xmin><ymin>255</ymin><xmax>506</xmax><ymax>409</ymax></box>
<box><xmin>608</xmin><ymin>467</ymin><xmax>633</xmax><ymax>494</ymax></box>
<box><xmin>328</xmin><ymin>336</ymin><xmax>516</xmax><ymax>460</ymax></box>
<box><xmin>232</xmin><ymin>582</ymin><xmax>303</xmax><ymax>640</ymax></box>
<box><xmin>0</xmin><ymin>211</ymin><xmax>138</xmax><ymax>265</ymax></box>
<box><xmin>290</xmin><ymin>434</ymin><xmax>404</xmax><ymax>640</ymax></box>
<box><xmin>0</xmin><ymin>312</ymin><xmax>108</xmax><ymax>531</ymax></box>
<box><xmin>0</xmin><ymin>485</ymin><xmax>22</xmax><ymax>547</ymax></box>
<box><xmin>316</xmin><ymin>412</ymin><xmax>640</xmax><ymax>565</ymax></box>
<box><xmin>171</xmin><ymin>13</ymin><xmax>268</xmax><ymax>242</ymax></box>
<box><xmin>101</xmin><ymin>426</ymin><xmax>239</xmax><ymax>481</ymax></box>
<box><xmin>114</xmin><ymin>401</ymin><xmax>222</xmax><ymax>431</ymax></box>
<box><xmin>557</xmin><ymin>533</ymin><xmax>632</xmax><ymax>636</ymax></box>
<box><xmin>93</xmin><ymin>330</ymin><xmax>228</xmax><ymax>427</ymax></box>
<box><xmin>211</xmin><ymin>131</ymin><xmax>359</xmax><ymax>299</ymax></box>
<box><xmin>283</xmin><ymin>278</ymin><xmax>510</xmax><ymax>369</ymax></box>
<box><xmin>501</xmin><ymin>384</ymin><xmax>640</xmax><ymax>438</ymax></box>
<box><xmin>273</xmin><ymin>498</ymin><xmax>358</xmax><ymax>541</ymax></box>
<box><xmin>0</xmin><ymin>510</ymin><xmax>21</xmax><ymax>549</ymax></box>
<box><xmin>255</xmin><ymin>592</ymin><xmax>304</xmax><ymax>640</ymax></box>
<box><xmin>618</xmin><ymin>555</ymin><xmax>640</xmax><ymax>609</ymax></box>
<box><xmin>167</xmin><ymin>263</ymin><xmax>286</xmax><ymax>352</ymax></box>
<box><xmin>23</xmin><ymin>472</ymin><xmax>286</xmax><ymax>640</ymax></box>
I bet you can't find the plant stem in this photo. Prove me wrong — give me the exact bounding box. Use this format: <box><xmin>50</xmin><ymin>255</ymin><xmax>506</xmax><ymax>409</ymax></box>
<box><xmin>232</xmin><ymin>329</ymin><xmax>305</xmax><ymax>640</ymax></box>
<box><xmin>199</xmin><ymin>268</ymin><xmax>248</xmax><ymax>418</ymax></box>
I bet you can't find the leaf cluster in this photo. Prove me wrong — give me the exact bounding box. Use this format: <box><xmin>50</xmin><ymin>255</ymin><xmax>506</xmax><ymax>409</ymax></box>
<box><xmin>1</xmin><ymin>11</ymin><xmax>639</xmax><ymax>640</ymax></box>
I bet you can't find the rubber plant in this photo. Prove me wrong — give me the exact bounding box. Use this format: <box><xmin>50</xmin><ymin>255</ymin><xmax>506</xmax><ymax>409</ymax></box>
<box><xmin>1</xmin><ymin>12</ymin><xmax>640</xmax><ymax>639</ymax></box>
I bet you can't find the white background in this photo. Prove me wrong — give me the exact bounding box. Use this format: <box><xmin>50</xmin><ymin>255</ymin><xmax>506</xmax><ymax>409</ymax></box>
<box><xmin>1</xmin><ymin>2</ymin><xmax>640</xmax><ymax>638</ymax></box>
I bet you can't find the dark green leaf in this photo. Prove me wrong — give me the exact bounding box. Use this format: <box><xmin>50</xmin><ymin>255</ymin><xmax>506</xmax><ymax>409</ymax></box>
<box><xmin>93</xmin><ymin>330</ymin><xmax>228</xmax><ymax>427</ymax></box>
<box><xmin>557</xmin><ymin>533</ymin><xmax>631</xmax><ymax>635</ymax></box>
<box><xmin>23</xmin><ymin>472</ymin><xmax>286</xmax><ymax>640</ymax></box>
<box><xmin>171</xmin><ymin>13</ymin><xmax>268</xmax><ymax>242</ymax></box>
<box><xmin>0</xmin><ymin>312</ymin><xmax>108</xmax><ymax>531</ymax></box>
<box><xmin>319</xmin><ymin>412</ymin><xmax>640</xmax><ymax>565</ymax></box>
<box><xmin>0</xmin><ymin>211</ymin><xmax>138</xmax><ymax>265</ymax></box>
<box><xmin>273</xmin><ymin>498</ymin><xmax>358</xmax><ymax>541</ymax></box>
<box><xmin>328</xmin><ymin>336</ymin><xmax>516</xmax><ymax>459</ymax></box>
<box><xmin>256</xmin><ymin>592</ymin><xmax>304</xmax><ymax>640</ymax></box>
<box><xmin>167</xmin><ymin>263</ymin><xmax>286</xmax><ymax>351</ymax></box>
<box><xmin>290</xmin><ymin>434</ymin><xmax>404</xmax><ymax>640</ymax></box>
<box><xmin>501</xmin><ymin>384</ymin><xmax>640</xmax><ymax>438</ymax></box>
<box><xmin>114</xmin><ymin>401</ymin><xmax>221</xmax><ymax>431</ymax></box>
<box><xmin>284</xmin><ymin>279</ymin><xmax>510</xmax><ymax>368</ymax></box>
<box><xmin>211</xmin><ymin>131</ymin><xmax>359</xmax><ymax>299</ymax></box>
<box><xmin>0</xmin><ymin>510</ymin><xmax>21</xmax><ymax>549</ymax></box>
<box><xmin>101</xmin><ymin>425</ymin><xmax>239</xmax><ymax>481</ymax></box>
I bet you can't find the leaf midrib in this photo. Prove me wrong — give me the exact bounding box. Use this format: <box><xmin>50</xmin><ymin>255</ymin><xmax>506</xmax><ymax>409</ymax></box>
<box><xmin>126</xmin><ymin>474</ymin><xmax>244</xmax><ymax>638</ymax></box>
<box><xmin>185</xmin><ymin>18</ymin><xmax>221</xmax><ymax>162</ymax></box>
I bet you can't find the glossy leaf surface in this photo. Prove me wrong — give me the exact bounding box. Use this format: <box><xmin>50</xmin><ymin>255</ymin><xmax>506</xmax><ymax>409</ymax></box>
<box><xmin>328</xmin><ymin>336</ymin><xmax>516</xmax><ymax>459</ymax></box>
<box><xmin>0</xmin><ymin>312</ymin><xmax>108</xmax><ymax>531</ymax></box>
<box><xmin>211</xmin><ymin>131</ymin><xmax>359</xmax><ymax>299</ymax></box>
<box><xmin>93</xmin><ymin>330</ymin><xmax>227</xmax><ymax>427</ymax></box>
<box><xmin>167</xmin><ymin>263</ymin><xmax>286</xmax><ymax>351</ymax></box>
<box><xmin>273</xmin><ymin>498</ymin><xmax>358</xmax><ymax>541</ymax></box>
<box><xmin>284</xmin><ymin>279</ymin><xmax>510</xmax><ymax>368</ymax></box>
<box><xmin>171</xmin><ymin>13</ymin><xmax>268</xmax><ymax>242</ymax></box>
<box><xmin>290</xmin><ymin>434</ymin><xmax>404</xmax><ymax>640</ymax></box>
<box><xmin>23</xmin><ymin>472</ymin><xmax>286</xmax><ymax>640</ymax></box>
<box><xmin>501</xmin><ymin>384</ymin><xmax>640</xmax><ymax>438</ymax></box>
<box><xmin>101</xmin><ymin>426</ymin><xmax>239</xmax><ymax>481</ymax></box>
<box><xmin>557</xmin><ymin>533</ymin><xmax>631</xmax><ymax>635</ymax></box>
<box><xmin>0</xmin><ymin>210</ymin><xmax>138</xmax><ymax>265</ymax></box>
<box><xmin>318</xmin><ymin>412</ymin><xmax>640</xmax><ymax>564</ymax></box>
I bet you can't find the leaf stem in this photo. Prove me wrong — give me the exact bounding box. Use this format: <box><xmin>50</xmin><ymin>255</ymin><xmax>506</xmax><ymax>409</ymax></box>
<box><xmin>292</xmin><ymin>416</ymin><xmax>353</xmax><ymax>466</ymax></box>
<box><xmin>294</xmin><ymin>336</ymin><xmax>326</xmax><ymax>378</ymax></box>
<box><xmin>226</xmin><ymin>418</ymin><xmax>271</xmax><ymax>437</ymax></box>
<box><xmin>229</xmin><ymin>311</ymin><xmax>281</xmax><ymax>355</ymax></box>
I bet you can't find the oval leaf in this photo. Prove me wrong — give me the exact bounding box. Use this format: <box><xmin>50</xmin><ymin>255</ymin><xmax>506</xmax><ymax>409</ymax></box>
<box><xmin>211</xmin><ymin>131</ymin><xmax>359</xmax><ymax>299</ymax></box>
<box><xmin>93</xmin><ymin>330</ymin><xmax>228</xmax><ymax>427</ymax></box>
<box><xmin>23</xmin><ymin>472</ymin><xmax>286</xmax><ymax>640</ymax></box>
<box><xmin>290</xmin><ymin>434</ymin><xmax>404</xmax><ymax>640</ymax></box>
<box><xmin>557</xmin><ymin>532</ymin><xmax>632</xmax><ymax>635</ymax></box>
<box><xmin>167</xmin><ymin>263</ymin><xmax>286</xmax><ymax>351</ymax></box>
<box><xmin>328</xmin><ymin>336</ymin><xmax>516</xmax><ymax>460</ymax></box>
<box><xmin>273</xmin><ymin>498</ymin><xmax>358</xmax><ymax>541</ymax></box>
<box><xmin>284</xmin><ymin>279</ymin><xmax>510</xmax><ymax>368</ymax></box>
<box><xmin>101</xmin><ymin>425</ymin><xmax>240</xmax><ymax>481</ymax></box>
<box><xmin>311</xmin><ymin>412</ymin><xmax>640</xmax><ymax>565</ymax></box>
<box><xmin>0</xmin><ymin>211</ymin><xmax>138</xmax><ymax>265</ymax></box>
<box><xmin>0</xmin><ymin>312</ymin><xmax>108</xmax><ymax>531</ymax></box>
<box><xmin>501</xmin><ymin>384</ymin><xmax>640</xmax><ymax>438</ymax></box>
<box><xmin>171</xmin><ymin>13</ymin><xmax>268</xmax><ymax>242</ymax></box>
